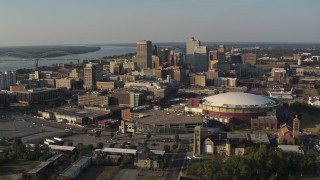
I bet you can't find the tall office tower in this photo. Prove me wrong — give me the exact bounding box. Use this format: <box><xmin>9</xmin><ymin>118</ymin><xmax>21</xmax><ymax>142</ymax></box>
<box><xmin>136</xmin><ymin>40</ymin><xmax>152</xmax><ymax>70</ymax></box>
<box><xmin>159</xmin><ymin>48</ymin><xmax>170</xmax><ymax>65</ymax></box>
<box><xmin>169</xmin><ymin>48</ymin><xmax>184</xmax><ymax>66</ymax></box>
<box><xmin>209</xmin><ymin>50</ymin><xmax>218</xmax><ymax>70</ymax></box>
<box><xmin>0</xmin><ymin>71</ymin><xmax>16</xmax><ymax>90</ymax></box>
<box><xmin>186</xmin><ymin>37</ymin><xmax>201</xmax><ymax>66</ymax></box>
<box><xmin>83</xmin><ymin>62</ymin><xmax>103</xmax><ymax>90</ymax></box>
<box><xmin>152</xmin><ymin>55</ymin><xmax>160</xmax><ymax>69</ymax></box>
<box><xmin>152</xmin><ymin>44</ymin><xmax>158</xmax><ymax>55</ymax></box>
<box><xmin>209</xmin><ymin>50</ymin><xmax>218</xmax><ymax>61</ymax></box>
<box><xmin>217</xmin><ymin>44</ymin><xmax>226</xmax><ymax>61</ymax></box>
<box><xmin>242</xmin><ymin>53</ymin><xmax>257</xmax><ymax>65</ymax></box>
<box><xmin>194</xmin><ymin>46</ymin><xmax>209</xmax><ymax>72</ymax></box>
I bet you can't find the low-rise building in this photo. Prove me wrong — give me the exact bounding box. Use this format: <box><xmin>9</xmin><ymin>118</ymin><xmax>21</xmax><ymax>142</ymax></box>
<box><xmin>15</xmin><ymin>88</ymin><xmax>60</xmax><ymax>104</ymax></box>
<box><xmin>278</xmin><ymin>145</ymin><xmax>304</xmax><ymax>154</ymax></box>
<box><xmin>78</xmin><ymin>93</ymin><xmax>109</xmax><ymax>106</ymax></box>
<box><xmin>119</xmin><ymin>120</ymin><xmax>136</xmax><ymax>133</ymax></box>
<box><xmin>98</xmin><ymin>119</ymin><xmax>120</xmax><ymax>129</ymax></box>
<box><xmin>96</xmin><ymin>81</ymin><xmax>117</xmax><ymax>90</ymax></box>
<box><xmin>251</xmin><ymin>116</ymin><xmax>278</xmax><ymax>130</ymax></box>
<box><xmin>277</xmin><ymin>124</ymin><xmax>294</xmax><ymax>144</ymax></box>
<box><xmin>60</xmin><ymin>156</ymin><xmax>91</xmax><ymax>180</ymax></box>
<box><xmin>55</xmin><ymin>78</ymin><xmax>76</xmax><ymax>90</ymax></box>
<box><xmin>135</xmin><ymin>154</ymin><xmax>160</xmax><ymax>170</ymax></box>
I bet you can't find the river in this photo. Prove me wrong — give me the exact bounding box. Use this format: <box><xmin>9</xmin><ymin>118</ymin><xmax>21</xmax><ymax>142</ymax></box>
<box><xmin>0</xmin><ymin>44</ymin><xmax>136</xmax><ymax>72</ymax></box>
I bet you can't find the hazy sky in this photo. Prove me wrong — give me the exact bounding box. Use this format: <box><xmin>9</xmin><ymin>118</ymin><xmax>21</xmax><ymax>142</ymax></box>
<box><xmin>0</xmin><ymin>0</ymin><xmax>319</xmax><ymax>46</ymax></box>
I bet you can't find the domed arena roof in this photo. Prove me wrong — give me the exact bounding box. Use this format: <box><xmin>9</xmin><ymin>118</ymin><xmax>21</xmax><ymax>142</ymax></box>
<box><xmin>202</xmin><ymin>92</ymin><xmax>278</xmax><ymax>108</ymax></box>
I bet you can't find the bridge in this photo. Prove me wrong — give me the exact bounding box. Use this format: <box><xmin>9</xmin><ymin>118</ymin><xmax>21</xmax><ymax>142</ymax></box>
<box><xmin>0</xmin><ymin>51</ymin><xmax>80</xmax><ymax>68</ymax></box>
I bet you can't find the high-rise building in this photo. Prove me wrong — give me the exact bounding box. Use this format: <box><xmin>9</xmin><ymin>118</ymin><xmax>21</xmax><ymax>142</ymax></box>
<box><xmin>194</xmin><ymin>46</ymin><xmax>208</xmax><ymax>72</ymax></box>
<box><xmin>169</xmin><ymin>48</ymin><xmax>184</xmax><ymax>66</ymax></box>
<box><xmin>69</xmin><ymin>68</ymin><xmax>79</xmax><ymax>79</ymax></box>
<box><xmin>186</xmin><ymin>37</ymin><xmax>201</xmax><ymax>65</ymax></box>
<box><xmin>83</xmin><ymin>62</ymin><xmax>103</xmax><ymax>90</ymax></box>
<box><xmin>217</xmin><ymin>44</ymin><xmax>226</xmax><ymax>61</ymax></box>
<box><xmin>159</xmin><ymin>48</ymin><xmax>170</xmax><ymax>65</ymax></box>
<box><xmin>0</xmin><ymin>71</ymin><xmax>16</xmax><ymax>90</ymax></box>
<box><xmin>209</xmin><ymin>50</ymin><xmax>218</xmax><ymax>71</ymax></box>
<box><xmin>209</xmin><ymin>50</ymin><xmax>218</xmax><ymax>61</ymax></box>
<box><xmin>152</xmin><ymin>55</ymin><xmax>160</xmax><ymax>69</ymax></box>
<box><xmin>242</xmin><ymin>53</ymin><xmax>257</xmax><ymax>65</ymax></box>
<box><xmin>136</xmin><ymin>40</ymin><xmax>152</xmax><ymax>70</ymax></box>
<box><xmin>152</xmin><ymin>44</ymin><xmax>158</xmax><ymax>56</ymax></box>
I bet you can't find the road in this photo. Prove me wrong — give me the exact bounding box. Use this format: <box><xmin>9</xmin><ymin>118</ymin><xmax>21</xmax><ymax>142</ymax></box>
<box><xmin>164</xmin><ymin>140</ymin><xmax>189</xmax><ymax>180</ymax></box>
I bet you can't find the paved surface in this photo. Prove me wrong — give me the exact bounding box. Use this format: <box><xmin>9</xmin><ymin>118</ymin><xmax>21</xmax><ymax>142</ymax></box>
<box><xmin>112</xmin><ymin>169</ymin><xmax>140</xmax><ymax>180</ymax></box>
<box><xmin>164</xmin><ymin>140</ymin><xmax>189</xmax><ymax>180</ymax></box>
<box><xmin>0</xmin><ymin>114</ymin><xmax>78</xmax><ymax>143</ymax></box>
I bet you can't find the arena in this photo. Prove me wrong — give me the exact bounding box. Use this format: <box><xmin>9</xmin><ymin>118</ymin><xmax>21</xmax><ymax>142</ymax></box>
<box><xmin>199</xmin><ymin>92</ymin><xmax>280</xmax><ymax>123</ymax></box>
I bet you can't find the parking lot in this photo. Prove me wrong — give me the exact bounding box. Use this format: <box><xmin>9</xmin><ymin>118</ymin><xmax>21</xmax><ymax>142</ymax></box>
<box><xmin>63</xmin><ymin>130</ymin><xmax>193</xmax><ymax>150</ymax></box>
<box><xmin>0</xmin><ymin>114</ymin><xmax>80</xmax><ymax>143</ymax></box>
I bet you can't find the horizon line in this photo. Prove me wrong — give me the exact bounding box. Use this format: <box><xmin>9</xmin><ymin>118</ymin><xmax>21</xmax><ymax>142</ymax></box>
<box><xmin>1</xmin><ymin>41</ymin><xmax>320</xmax><ymax>47</ymax></box>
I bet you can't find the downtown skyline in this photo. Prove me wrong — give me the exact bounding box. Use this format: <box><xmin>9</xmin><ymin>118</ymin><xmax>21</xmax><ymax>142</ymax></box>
<box><xmin>0</xmin><ymin>0</ymin><xmax>319</xmax><ymax>46</ymax></box>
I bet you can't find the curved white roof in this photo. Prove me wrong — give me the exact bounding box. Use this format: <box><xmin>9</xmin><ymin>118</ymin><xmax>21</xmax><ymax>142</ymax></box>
<box><xmin>202</xmin><ymin>92</ymin><xmax>278</xmax><ymax>108</ymax></box>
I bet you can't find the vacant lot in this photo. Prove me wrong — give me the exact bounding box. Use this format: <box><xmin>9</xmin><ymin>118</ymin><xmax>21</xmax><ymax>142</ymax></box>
<box><xmin>78</xmin><ymin>166</ymin><xmax>119</xmax><ymax>180</ymax></box>
<box><xmin>0</xmin><ymin>159</ymin><xmax>39</xmax><ymax>179</ymax></box>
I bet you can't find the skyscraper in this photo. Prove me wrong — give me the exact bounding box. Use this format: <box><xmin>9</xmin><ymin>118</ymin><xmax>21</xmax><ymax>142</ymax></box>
<box><xmin>209</xmin><ymin>50</ymin><xmax>218</xmax><ymax>70</ymax></box>
<box><xmin>83</xmin><ymin>62</ymin><xmax>102</xmax><ymax>90</ymax></box>
<box><xmin>159</xmin><ymin>48</ymin><xmax>170</xmax><ymax>65</ymax></box>
<box><xmin>242</xmin><ymin>53</ymin><xmax>257</xmax><ymax>65</ymax></box>
<box><xmin>186</xmin><ymin>37</ymin><xmax>200</xmax><ymax>65</ymax></box>
<box><xmin>0</xmin><ymin>71</ymin><xmax>16</xmax><ymax>90</ymax></box>
<box><xmin>194</xmin><ymin>46</ymin><xmax>208</xmax><ymax>72</ymax></box>
<box><xmin>136</xmin><ymin>40</ymin><xmax>152</xmax><ymax>70</ymax></box>
<box><xmin>217</xmin><ymin>44</ymin><xmax>226</xmax><ymax>61</ymax></box>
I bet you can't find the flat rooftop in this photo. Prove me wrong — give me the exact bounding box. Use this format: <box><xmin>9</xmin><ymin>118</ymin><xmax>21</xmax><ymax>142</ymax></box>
<box><xmin>248</xmin><ymin>133</ymin><xmax>270</xmax><ymax>144</ymax></box>
<box><xmin>60</xmin><ymin>156</ymin><xmax>91</xmax><ymax>178</ymax></box>
<box><xmin>28</xmin><ymin>154</ymin><xmax>62</xmax><ymax>174</ymax></box>
<box><xmin>95</xmin><ymin>148</ymin><xmax>137</xmax><ymax>155</ymax></box>
<box><xmin>28</xmin><ymin>161</ymin><xmax>51</xmax><ymax>174</ymax></box>
<box><xmin>49</xmin><ymin>145</ymin><xmax>75</xmax><ymax>151</ymax></box>
<box><xmin>136</xmin><ymin>110</ymin><xmax>203</xmax><ymax>125</ymax></box>
<box><xmin>278</xmin><ymin>145</ymin><xmax>304</xmax><ymax>154</ymax></box>
<box><xmin>50</xmin><ymin>107</ymin><xmax>106</xmax><ymax>118</ymax></box>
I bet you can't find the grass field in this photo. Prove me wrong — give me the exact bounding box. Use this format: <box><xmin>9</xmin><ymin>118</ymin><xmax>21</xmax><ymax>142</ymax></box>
<box><xmin>78</xmin><ymin>165</ymin><xmax>119</xmax><ymax>180</ymax></box>
<box><xmin>300</xmin><ymin>112</ymin><xmax>320</xmax><ymax>134</ymax></box>
<box><xmin>0</xmin><ymin>159</ymin><xmax>39</xmax><ymax>179</ymax></box>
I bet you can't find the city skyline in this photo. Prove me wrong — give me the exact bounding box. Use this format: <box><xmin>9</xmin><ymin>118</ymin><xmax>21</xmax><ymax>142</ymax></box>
<box><xmin>0</xmin><ymin>0</ymin><xmax>319</xmax><ymax>46</ymax></box>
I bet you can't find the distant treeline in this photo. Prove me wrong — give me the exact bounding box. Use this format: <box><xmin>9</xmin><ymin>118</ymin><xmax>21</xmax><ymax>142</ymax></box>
<box><xmin>103</xmin><ymin>52</ymin><xmax>136</xmax><ymax>59</ymax></box>
<box><xmin>0</xmin><ymin>46</ymin><xmax>101</xmax><ymax>58</ymax></box>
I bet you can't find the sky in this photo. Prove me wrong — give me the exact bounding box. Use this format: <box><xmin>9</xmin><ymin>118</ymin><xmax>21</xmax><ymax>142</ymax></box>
<box><xmin>0</xmin><ymin>0</ymin><xmax>319</xmax><ymax>46</ymax></box>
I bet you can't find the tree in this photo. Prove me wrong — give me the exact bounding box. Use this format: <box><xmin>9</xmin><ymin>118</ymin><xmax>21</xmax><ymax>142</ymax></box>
<box><xmin>175</xmin><ymin>134</ymin><xmax>180</xmax><ymax>143</ymax></box>
<box><xmin>97</xmin><ymin>142</ymin><xmax>104</xmax><ymax>149</ymax></box>
<box><xmin>95</xmin><ymin>131</ymin><xmax>101</xmax><ymax>137</ymax></box>
<box><xmin>76</xmin><ymin>143</ymin><xmax>84</xmax><ymax>154</ymax></box>
<box><xmin>88</xmin><ymin>144</ymin><xmax>94</xmax><ymax>150</ymax></box>
<box><xmin>70</xmin><ymin>154</ymin><xmax>77</xmax><ymax>163</ymax></box>
<box><xmin>172</xmin><ymin>143</ymin><xmax>178</xmax><ymax>150</ymax></box>
<box><xmin>163</xmin><ymin>145</ymin><xmax>170</xmax><ymax>152</ymax></box>
<box><xmin>146</xmin><ymin>133</ymin><xmax>151</xmax><ymax>139</ymax></box>
<box><xmin>109</xmin><ymin>143</ymin><xmax>115</xmax><ymax>148</ymax></box>
<box><xmin>95</xmin><ymin>154</ymin><xmax>104</xmax><ymax>166</ymax></box>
